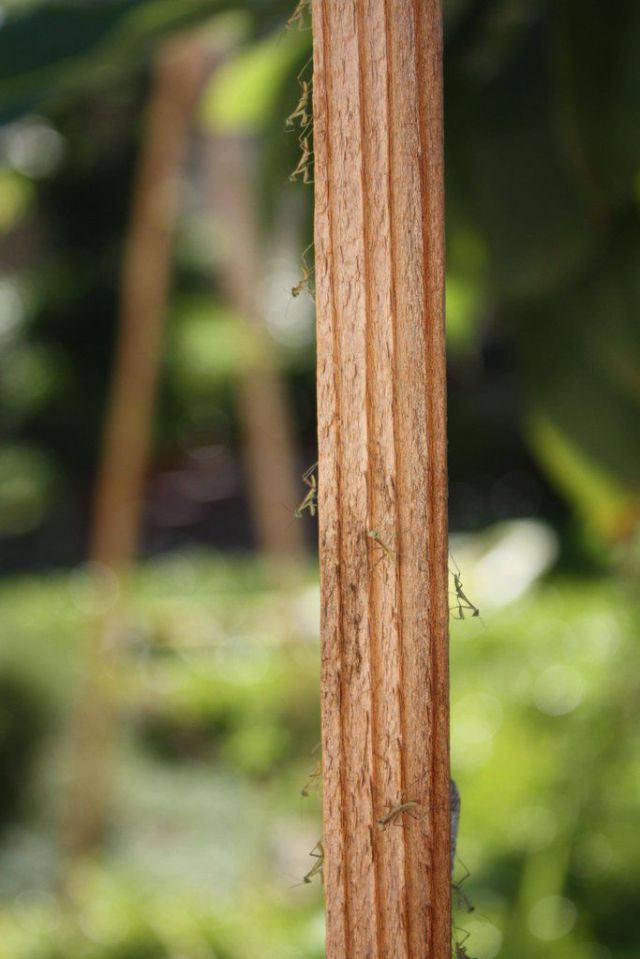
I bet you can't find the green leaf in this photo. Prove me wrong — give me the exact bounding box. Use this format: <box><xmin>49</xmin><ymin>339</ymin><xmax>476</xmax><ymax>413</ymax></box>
<box><xmin>549</xmin><ymin>0</ymin><xmax>640</xmax><ymax>205</ymax></box>
<box><xmin>451</xmin><ymin>33</ymin><xmax>597</xmax><ymax>302</ymax></box>
<box><xmin>521</xmin><ymin>214</ymin><xmax>640</xmax><ymax>539</ymax></box>
<box><xmin>0</xmin><ymin>0</ymin><xmax>239</xmax><ymax>122</ymax></box>
<box><xmin>199</xmin><ymin>24</ymin><xmax>308</xmax><ymax>134</ymax></box>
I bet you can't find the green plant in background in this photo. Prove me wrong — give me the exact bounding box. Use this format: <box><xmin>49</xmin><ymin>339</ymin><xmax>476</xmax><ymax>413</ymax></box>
<box><xmin>0</xmin><ymin>538</ymin><xmax>638</xmax><ymax>957</ymax></box>
<box><xmin>450</xmin><ymin>573</ymin><xmax>640</xmax><ymax>958</ymax></box>
<box><xmin>0</xmin><ymin>0</ymin><xmax>639</xmax><ymax>554</ymax></box>
<box><xmin>0</xmin><ymin>445</ymin><xmax>58</xmax><ymax>538</ymax></box>
<box><xmin>0</xmin><ymin>1</ymin><xmax>639</xmax><ymax>957</ymax></box>
<box><xmin>0</xmin><ymin>671</ymin><xmax>48</xmax><ymax>834</ymax></box>
<box><xmin>132</xmin><ymin>652</ymin><xmax>320</xmax><ymax>776</ymax></box>
<box><xmin>0</xmin><ymin>169</ymin><xmax>34</xmax><ymax>230</ymax></box>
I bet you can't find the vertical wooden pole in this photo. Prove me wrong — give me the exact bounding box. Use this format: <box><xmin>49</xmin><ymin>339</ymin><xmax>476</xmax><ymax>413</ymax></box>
<box><xmin>312</xmin><ymin>2</ymin><xmax>449</xmax><ymax>958</ymax></box>
<box><xmin>59</xmin><ymin>37</ymin><xmax>209</xmax><ymax>874</ymax></box>
<box><xmin>206</xmin><ymin>134</ymin><xmax>307</xmax><ymax>570</ymax></box>
<box><xmin>89</xmin><ymin>37</ymin><xmax>209</xmax><ymax>576</ymax></box>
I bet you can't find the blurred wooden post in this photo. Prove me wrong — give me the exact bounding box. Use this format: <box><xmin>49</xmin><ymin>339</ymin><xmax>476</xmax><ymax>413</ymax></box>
<box><xmin>311</xmin><ymin>2</ymin><xmax>450</xmax><ymax>957</ymax></box>
<box><xmin>206</xmin><ymin>134</ymin><xmax>307</xmax><ymax>571</ymax></box>
<box><xmin>59</xmin><ymin>37</ymin><xmax>209</xmax><ymax>874</ymax></box>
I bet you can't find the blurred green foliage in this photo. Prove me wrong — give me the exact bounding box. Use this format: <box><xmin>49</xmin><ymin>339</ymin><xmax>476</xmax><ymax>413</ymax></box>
<box><xmin>0</xmin><ymin>671</ymin><xmax>47</xmax><ymax>834</ymax></box>
<box><xmin>444</xmin><ymin>0</ymin><xmax>640</xmax><ymax>541</ymax></box>
<box><xmin>0</xmin><ymin>545</ymin><xmax>639</xmax><ymax>957</ymax></box>
<box><xmin>132</xmin><ymin>645</ymin><xmax>320</xmax><ymax>775</ymax></box>
<box><xmin>199</xmin><ymin>22</ymin><xmax>308</xmax><ymax>134</ymax></box>
<box><xmin>0</xmin><ymin>444</ymin><xmax>57</xmax><ymax>536</ymax></box>
<box><xmin>0</xmin><ymin>2</ymin><xmax>639</xmax><ymax>958</ymax></box>
<box><xmin>0</xmin><ymin>0</ymin><xmax>638</xmax><ymax>557</ymax></box>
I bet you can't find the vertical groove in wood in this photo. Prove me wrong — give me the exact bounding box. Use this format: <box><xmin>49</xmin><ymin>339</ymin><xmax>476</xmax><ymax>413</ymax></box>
<box><xmin>313</xmin><ymin>2</ymin><xmax>350</xmax><ymax>953</ymax></box>
<box><xmin>412</xmin><ymin>2</ymin><xmax>450</xmax><ymax>957</ymax></box>
<box><xmin>312</xmin><ymin>1</ymin><xmax>448</xmax><ymax>957</ymax></box>
<box><xmin>357</xmin><ymin>0</ymin><xmax>407</xmax><ymax>955</ymax></box>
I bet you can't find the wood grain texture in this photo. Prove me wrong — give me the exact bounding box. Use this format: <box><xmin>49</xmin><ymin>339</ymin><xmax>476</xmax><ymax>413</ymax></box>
<box><xmin>311</xmin><ymin>1</ymin><xmax>449</xmax><ymax>956</ymax></box>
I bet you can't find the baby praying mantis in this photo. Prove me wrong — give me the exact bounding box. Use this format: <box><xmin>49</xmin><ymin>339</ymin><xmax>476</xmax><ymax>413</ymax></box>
<box><xmin>286</xmin><ymin>0</ymin><xmax>310</xmax><ymax>32</ymax></box>
<box><xmin>367</xmin><ymin>528</ymin><xmax>397</xmax><ymax>567</ymax></box>
<box><xmin>376</xmin><ymin>800</ymin><xmax>419</xmax><ymax>831</ymax></box>
<box><xmin>303</xmin><ymin>840</ymin><xmax>324</xmax><ymax>884</ymax></box>
<box><xmin>452</xmin><ymin>858</ymin><xmax>475</xmax><ymax>914</ymax></box>
<box><xmin>300</xmin><ymin>755</ymin><xmax>322</xmax><ymax>799</ymax></box>
<box><xmin>291</xmin><ymin>242</ymin><xmax>315</xmax><ymax>299</ymax></box>
<box><xmin>454</xmin><ymin>929</ymin><xmax>476</xmax><ymax>959</ymax></box>
<box><xmin>290</xmin><ymin>132</ymin><xmax>313</xmax><ymax>184</ymax></box>
<box><xmin>294</xmin><ymin>461</ymin><xmax>318</xmax><ymax>518</ymax></box>
<box><xmin>286</xmin><ymin>63</ymin><xmax>312</xmax><ymax>130</ymax></box>
<box><xmin>449</xmin><ymin>555</ymin><xmax>480</xmax><ymax>620</ymax></box>
<box><xmin>450</xmin><ymin>780</ymin><xmax>475</xmax><ymax>914</ymax></box>
<box><xmin>287</xmin><ymin>58</ymin><xmax>314</xmax><ymax>184</ymax></box>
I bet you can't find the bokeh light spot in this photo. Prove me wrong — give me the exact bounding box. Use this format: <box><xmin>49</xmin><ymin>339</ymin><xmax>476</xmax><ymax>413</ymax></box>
<box><xmin>510</xmin><ymin>804</ymin><xmax>558</xmax><ymax>850</ymax></box>
<box><xmin>68</xmin><ymin>562</ymin><xmax>120</xmax><ymax>615</ymax></box>
<box><xmin>534</xmin><ymin>664</ymin><xmax>584</xmax><ymax>715</ymax></box>
<box><xmin>528</xmin><ymin>895</ymin><xmax>577</xmax><ymax>940</ymax></box>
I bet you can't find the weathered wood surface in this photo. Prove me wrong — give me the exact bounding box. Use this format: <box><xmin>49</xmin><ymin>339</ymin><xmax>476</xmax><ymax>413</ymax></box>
<box><xmin>311</xmin><ymin>1</ymin><xmax>450</xmax><ymax>956</ymax></box>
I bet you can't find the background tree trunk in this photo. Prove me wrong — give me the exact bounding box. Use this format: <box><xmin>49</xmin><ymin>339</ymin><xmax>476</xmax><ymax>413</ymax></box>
<box><xmin>311</xmin><ymin>2</ymin><xmax>450</xmax><ymax>956</ymax></box>
<box><xmin>59</xmin><ymin>36</ymin><xmax>210</xmax><ymax>880</ymax></box>
<box><xmin>206</xmin><ymin>133</ymin><xmax>307</xmax><ymax>575</ymax></box>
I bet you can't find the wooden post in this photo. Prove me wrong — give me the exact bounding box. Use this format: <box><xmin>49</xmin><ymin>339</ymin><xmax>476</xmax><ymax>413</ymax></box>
<box><xmin>59</xmin><ymin>36</ymin><xmax>209</xmax><ymax>874</ymax></box>
<box><xmin>312</xmin><ymin>2</ymin><xmax>449</xmax><ymax>958</ymax></box>
<box><xmin>206</xmin><ymin>133</ymin><xmax>307</xmax><ymax>571</ymax></box>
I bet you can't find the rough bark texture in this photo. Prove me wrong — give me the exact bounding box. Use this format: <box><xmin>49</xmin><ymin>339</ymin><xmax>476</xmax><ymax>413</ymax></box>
<box><xmin>311</xmin><ymin>1</ymin><xmax>450</xmax><ymax>956</ymax></box>
<box><xmin>59</xmin><ymin>37</ymin><xmax>209</xmax><ymax>873</ymax></box>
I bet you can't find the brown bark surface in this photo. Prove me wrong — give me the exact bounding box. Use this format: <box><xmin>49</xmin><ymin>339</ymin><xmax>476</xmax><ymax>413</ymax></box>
<box><xmin>59</xmin><ymin>37</ymin><xmax>210</xmax><ymax>872</ymax></box>
<box><xmin>311</xmin><ymin>1</ymin><xmax>450</xmax><ymax>956</ymax></box>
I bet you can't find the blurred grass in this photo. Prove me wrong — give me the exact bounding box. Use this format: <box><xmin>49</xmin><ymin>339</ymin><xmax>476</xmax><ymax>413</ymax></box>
<box><xmin>0</xmin><ymin>538</ymin><xmax>638</xmax><ymax>957</ymax></box>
